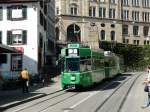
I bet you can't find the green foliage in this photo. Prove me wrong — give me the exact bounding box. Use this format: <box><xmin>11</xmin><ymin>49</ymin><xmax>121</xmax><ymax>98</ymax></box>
<box><xmin>100</xmin><ymin>41</ymin><xmax>150</xmax><ymax>70</ymax></box>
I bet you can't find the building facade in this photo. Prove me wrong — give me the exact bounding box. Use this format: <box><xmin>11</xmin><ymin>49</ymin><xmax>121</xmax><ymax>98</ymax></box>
<box><xmin>0</xmin><ymin>0</ymin><xmax>55</xmax><ymax>76</ymax></box>
<box><xmin>56</xmin><ymin>0</ymin><xmax>150</xmax><ymax>48</ymax></box>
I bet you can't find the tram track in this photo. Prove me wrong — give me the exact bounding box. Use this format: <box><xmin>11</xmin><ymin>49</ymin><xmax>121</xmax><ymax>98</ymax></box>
<box><xmin>10</xmin><ymin>90</ymin><xmax>80</xmax><ymax>112</ymax></box>
<box><xmin>5</xmin><ymin>73</ymin><xmax>142</xmax><ymax>112</ymax></box>
<box><xmin>19</xmin><ymin>73</ymin><xmax>137</xmax><ymax>112</ymax></box>
<box><xmin>94</xmin><ymin>73</ymin><xmax>142</xmax><ymax>112</ymax></box>
<box><xmin>9</xmin><ymin>74</ymin><xmax>130</xmax><ymax>112</ymax></box>
<box><xmin>117</xmin><ymin>74</ymin><xmax>140</xmax><ymax>112</ymax></box>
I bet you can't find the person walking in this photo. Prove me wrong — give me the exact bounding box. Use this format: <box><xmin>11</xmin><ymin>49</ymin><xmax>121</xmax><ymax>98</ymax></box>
<box><xmin>143</xmin><ymin>66</ymin><xmax>150</xmax><ymax>107</ymax></box>
<box><xmin>20</xmin><ymin>68</ymin><xmax>29</xmax><ymax>93</ymax></box>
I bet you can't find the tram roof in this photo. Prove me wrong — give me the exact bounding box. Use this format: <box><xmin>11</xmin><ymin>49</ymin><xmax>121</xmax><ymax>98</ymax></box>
<box><xmin>0</xmin><ymin>44</ymin><xmax>18</xmax><ymax>53</ymax></box>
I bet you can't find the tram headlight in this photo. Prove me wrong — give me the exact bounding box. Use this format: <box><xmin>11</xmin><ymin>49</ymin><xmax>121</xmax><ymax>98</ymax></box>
<box><xmin>70</xmin><ymin>76</ymin><xmax>76</xmax><ymax>81</ymax></box>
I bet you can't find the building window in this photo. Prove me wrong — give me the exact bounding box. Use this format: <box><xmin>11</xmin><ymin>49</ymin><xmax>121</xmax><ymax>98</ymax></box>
<box><xmin>40</xmin><ymin>1</ymin><xmax>44</xmax><ymax>8</ymax></box>
<box><xmin>133</xmin><ymin>26</ymin><xmax>139</xmax><ymax>36</ymax></box>
<box><xmin>99</xmin><ymin>7</ymin><xmax>106</xmax><ymax>18</ymax></box>
<box><xmin>56</xmin><ymin>7</ymin><xmax>59</xmax><ymax>15</ymax></box>
<box><xmin>70</xmin><ymin>4</ymin><xmax>78</xmax><ymax>15</ymax></box>
<box><xmin>101</xmin><ymin>23</ymin><xmax>105</xmax><ymax>27</ymax></box>
<box><xmin>0</xmin><ymin>31</ymin><xmax>2</xmax><ymax>44</ymax></box>
<box><xmin>0</xmin><ymin>7</ymin><xmax>3</xmax><ymax>21</ymax></box>
<box><xmin>133</xmin><ymin>40</ymin><xmax>139</xmax><ymax>45</ymax></box>
<box><xmin>44</xmin><ymin>17</ymin><xmax>47</xmax><ymax>31</ymax></box>
<box><xmin>123</xmin><ymin>39</ymin><xmax>129</xmax><ymax>44</ymax></box>
<box><xmin>111</xmin><ymin>24</ymin><xmax>115</xmax><ymax>28</ymax></box>
<box><xmin>90</xmin><ymin>0</ymin><xmax>97</xmax><ymax>2</ymax></box>
<box><xmin>132</xmin><ymin>0</ymin><xmax>139</xmax><ymax>6</ymax></box>
<box><xmin>144</xmin><ymin>40</ymin><xmax>150</xmax><ymax>45</ymax></box>
<box><xmin>11</xmin><ymin>54</ymin><xmax>22</xmax><ymax>71</ymax></box>
<box><xmin>7</xmin><ymin>5</ymin><xmax>27</xmax><ymax>20</ymax></box>
<box><xmin>122</xmin><ymin>10</ymin><xmax>129</xmax><ymax>20</ymax></box>
<box><xmin>89</xmin><ymin>7</ymin><xmax>96</xmax><ymax>17</ymax></box>
<box><xmin>122</xmin><ymin>0</ymin><xmax>129</xmax><ymax>6</ymax></box>
<box><xmin>111</xmin><ymin>31</ymin><xmax>115</xmax><ymax>40</ymax></box>
<box><xmin>122</xmin><ymin>25</ymin><xmax>128</xmax><ymax>36</ymax></box>
<box><xmin>142</xmin><ymin>0</ymin><xmax>149</xmax><ymax>7</ymax></box>
<box><xmin>99</xmin><ymin>0</ymin><xmax>105</xmax><ymax>2</ymax></box>
<box><xmin>39</xmin><ymin>33</ymin><xmax>43</xmax><ymax>48</ymax></box>
<box><xmin>132</xmin><ymin>11</ymin><xmax>139</xmax><ymax>21</ymax></box>
<box><xmin>109</xmin><ymin>0</ymin><xmax>115</xmax><ymax>4</ymax></box>
<box><xmin>142</xmin><ymin>12</ymin><xmax>150</xmax><ymax>22</ymax></box>
<box><xmin>44</xmin><ymin>2</ymin><xmax>47</xmax><ymax>15</ymax></box>
<box><xmin>40</xmin><ymin>11</ymin><xmax>44</xmax><ymax>26</ymax></box>
<box><xmin>101</xmin><ymin>30</ymin><xmax>105</xmax><ymax>40</ymax></box>
<box><xmin>143</xmin><ymin>26</ymin><xmax>149</xmax><ymax>37</ymax></box>
<box><xmin>144</xmin><ymin>40</ymin><xmax>146</xmax><ymax>45</ymax></box>
<box><xmin>109</xmin><ymin>8</ymin><xmax>115</xmax><ymax>19</ymax></box>
<box><xmin>7</xmin><ymin>30</ymin><xmax>27</xmax><ymax>45</ymax></box>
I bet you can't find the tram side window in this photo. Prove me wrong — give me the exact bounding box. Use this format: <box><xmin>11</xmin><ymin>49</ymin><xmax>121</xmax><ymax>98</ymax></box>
<box><xmin>92</xmin><ymin>59</ymin><xmax>104</xmax><ymax>70</ymax></box>
<box><xmin>80</xmin><ymin>58</ymin><xmax>91</xmax><ymax>72</ymax></box>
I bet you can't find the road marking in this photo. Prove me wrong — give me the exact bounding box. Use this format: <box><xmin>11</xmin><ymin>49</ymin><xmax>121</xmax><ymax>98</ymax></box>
<box><xmin>63</xmin><ymin>91</ymin><xmax>98</xmax><ymax>112</ymax></box>
<box><xmin>71</xmin><ymin>91</ymin><xmax>98</xmax><ymax>108</ymax></box>
<box><xmin>64</xmin><ymin>75</ymin><xmax>133</xmax><ymax>112</ymax></box>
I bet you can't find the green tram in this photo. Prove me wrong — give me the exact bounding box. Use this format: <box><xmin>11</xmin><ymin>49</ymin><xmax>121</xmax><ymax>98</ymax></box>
<box><xmin>59</xmin><ymin>43</ymin><xmax>124</xmax><ymax>90</ymax></box>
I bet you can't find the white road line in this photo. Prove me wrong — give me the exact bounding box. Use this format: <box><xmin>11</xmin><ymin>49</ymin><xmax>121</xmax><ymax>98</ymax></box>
<box><xmin>64</xmin><ymin>76</ymin><xmax>132</xmax><ymax>112</ymax></box>
<box><xmin>71</xmin><ymin>91</ymin><xmax>98</xmax><ymax>109</ymax></box>
<box><xmin>63</xmin><ymin>91</ymin><xmax>98</xmax><ymax>112</ymax></box>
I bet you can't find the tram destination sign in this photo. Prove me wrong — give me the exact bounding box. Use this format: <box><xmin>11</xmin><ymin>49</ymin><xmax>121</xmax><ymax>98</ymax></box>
<box><xmin>68</xmin><ymin>44</ymin><xmax>80</xmax><ymax>48</ymax></box>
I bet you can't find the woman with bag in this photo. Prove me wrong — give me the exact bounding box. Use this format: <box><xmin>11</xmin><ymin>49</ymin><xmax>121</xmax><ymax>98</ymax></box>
<box><xmin>143</xmin><ymin>66</ymin><xmax>150</xmax><ymax>107</ymax></box>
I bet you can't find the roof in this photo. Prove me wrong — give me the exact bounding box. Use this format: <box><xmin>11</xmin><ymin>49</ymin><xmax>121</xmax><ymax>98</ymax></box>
<box><xmin>0</xmin><ymin>44</ymin><xmax>18</xmax><ymax>53</ymax></box>
<box><xmin>0</xmin><ymin>0</ymin><xmax>39</xmax><ymax>3</ymax></box>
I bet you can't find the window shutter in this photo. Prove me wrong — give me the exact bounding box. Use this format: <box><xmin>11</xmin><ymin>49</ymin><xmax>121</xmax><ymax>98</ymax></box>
<box><xmin>0</xmin><ymin>7</ymin><xmax>3</xmax><ymax>21</ymax></box>
<box><xmin>22</xmin><ymin>6</ymin><xmax>27</xmax><ymax>19</ymax></box>
<box><xmin>22</xmin><ymin>30</ymin><xmax>27</xmax><ymax>44</ymax></box>
<box><xmin>7</xmin><ymin>31</ymin><xmax>12</xmax><ymax>45</ymax></box>
<box><xmin>7</xmin><ymin>7</ymin><xmax>11</xmax><ymax>20</ymax></box>
<box><xmin>0</xmin><ymin>31</ymin><xmax>2</xmax><ymax>44</ymax></box>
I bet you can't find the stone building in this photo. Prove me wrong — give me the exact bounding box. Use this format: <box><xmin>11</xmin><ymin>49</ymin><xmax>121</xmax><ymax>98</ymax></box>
<box><xmin>56</xmin><ymin>0</ymin><xmax>150</xmax><ymax>48</ymax></box>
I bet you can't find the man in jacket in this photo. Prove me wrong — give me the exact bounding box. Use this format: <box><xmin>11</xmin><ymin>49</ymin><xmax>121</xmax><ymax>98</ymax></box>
<box><xmin>20</xmin><ymin>68</ymin><xmax>29</xmax><ymax>93</ymax></box>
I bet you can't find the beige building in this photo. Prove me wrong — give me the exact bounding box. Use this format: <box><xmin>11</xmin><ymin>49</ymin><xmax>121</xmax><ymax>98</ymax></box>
<box><xmin>56</xmin><ymin>0</ymin><xmax>150</xmax><ymax>48</ymax></box>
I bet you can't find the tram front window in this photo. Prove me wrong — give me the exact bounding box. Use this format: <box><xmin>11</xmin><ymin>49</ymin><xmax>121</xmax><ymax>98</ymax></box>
<box><xmin>66</xmin><ymin>58</ymin><xmax>79</xmax><ymax>71</ymax></box>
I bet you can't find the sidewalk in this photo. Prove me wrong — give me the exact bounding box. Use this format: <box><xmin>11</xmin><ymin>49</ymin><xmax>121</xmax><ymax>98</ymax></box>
<box><xmin>0</xmin><ymin>76</ymin><xmax>62</xmax><ymax>111</ymax></box>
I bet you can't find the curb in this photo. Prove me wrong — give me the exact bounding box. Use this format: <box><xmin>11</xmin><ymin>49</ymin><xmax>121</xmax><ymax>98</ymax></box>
<box><xmin>0</xmin><ymin>89</ymin><xmax>63</xmax><ymax>111</ymax></box>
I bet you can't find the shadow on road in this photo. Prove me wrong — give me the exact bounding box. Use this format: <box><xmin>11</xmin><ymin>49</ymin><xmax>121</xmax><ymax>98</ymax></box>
<box><xmin>0</xmin><ymin>78</ymin><xmax>58</xmax><ymax>111</ymax></box>
<box><xmin>84</xmin><ymin>73</ymin><xmax>133</xmax><ymax>92</ymax></box>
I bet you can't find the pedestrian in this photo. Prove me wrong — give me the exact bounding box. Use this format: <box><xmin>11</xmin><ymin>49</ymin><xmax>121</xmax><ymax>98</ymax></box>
<box><xmin>20</xmin><ymin>68</ymin><xmax>29</xmax><ymax>93</ymax></box>
<box><xmin>143</xmin><ymin>66</ymin><xmax>150</xmax><ymax>107</ymax></box>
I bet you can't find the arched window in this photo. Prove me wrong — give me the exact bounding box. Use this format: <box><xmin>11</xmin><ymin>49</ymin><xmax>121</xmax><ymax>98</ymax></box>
<box><xmin>67</xmin><ymin>24</ymin><xmax>81</xmax><ymax>42</ymax></box>
<box><xmin>101</xmin><ymin>30</ymin><xmax>105</xmax><ymax>40</ymax></box>
<box><xmin>111</xmin><ymin>31</ymin><xmax>115</xmax><ymax>41</ymax></box>
<box><xmin>55</xmin><ymin>27</ymin><xmax>59</xmax><ymax>40</ymax></box>
<box><xmin>70</xmin><ymin>4</ymin><xmax>78</xmax><ymax>15</ymax></box>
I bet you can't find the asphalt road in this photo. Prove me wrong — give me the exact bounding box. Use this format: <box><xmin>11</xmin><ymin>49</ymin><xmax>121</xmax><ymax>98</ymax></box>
<box><xmin>4</xmin><ymin>72</ymin><xmax>150</xmax><ymax>112</ymax></box>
